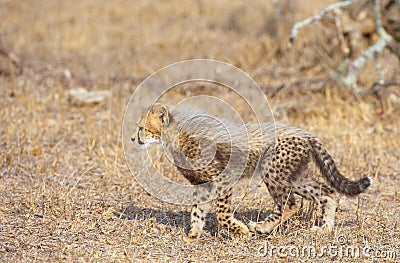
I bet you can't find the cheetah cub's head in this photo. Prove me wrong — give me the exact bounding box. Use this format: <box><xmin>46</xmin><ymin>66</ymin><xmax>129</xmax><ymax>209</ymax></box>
<box><xmin>131</xmin><ymin>103</ymin><xmax>170</xmax><ymax>148</ymax></box>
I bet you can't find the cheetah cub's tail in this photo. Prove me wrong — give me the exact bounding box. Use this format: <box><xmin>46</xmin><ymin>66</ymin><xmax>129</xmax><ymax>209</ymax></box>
<box><xmin>309</xmin><ymin>138</ymin><xmax>373</xmax><ymax>196</ymax></box>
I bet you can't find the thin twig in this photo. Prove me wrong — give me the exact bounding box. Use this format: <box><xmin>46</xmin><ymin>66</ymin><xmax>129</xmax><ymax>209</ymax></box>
<box><xmin>0</xmin><ymin>33</ymin><xmax>22</xmax><ymax>71</ymax></box>
<box><xmin>333</xmin><ymin>9</ymin><xmax>349</xmax><ymax>56</ymax></box>
<box><xmin>264</xmin><ymin>77</ymin><xmax>334</xmax><ymax>98</ymax></box>
<box><xmin>382</xmin><ymin>79</ymin><xmax>400</xmax><ymax>87</ymax></box>
<box><xmin>371</xmin><ymin>54</ymin><xmax>385</xmax><ymax>94</ymax></box>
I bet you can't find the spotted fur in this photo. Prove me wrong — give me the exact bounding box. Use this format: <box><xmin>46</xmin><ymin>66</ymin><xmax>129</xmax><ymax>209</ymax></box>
<box><xmin>131</xmin><ymin>103</ymin><xmax>372</xmax><ymax>239</ymax></box>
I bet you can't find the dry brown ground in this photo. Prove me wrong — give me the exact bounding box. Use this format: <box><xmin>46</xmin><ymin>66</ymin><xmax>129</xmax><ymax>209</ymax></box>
<box><xmin>1</xmin><ymin>0</ymin><xmax>399</xmax><ymax>262</ymax></box>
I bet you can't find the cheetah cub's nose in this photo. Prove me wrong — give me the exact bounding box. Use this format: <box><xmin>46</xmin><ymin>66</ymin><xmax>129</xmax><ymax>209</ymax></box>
<box><xmin>131</xmin><ymin>137</ymin><xmax>135</xmax><ymax>142</ymax></box>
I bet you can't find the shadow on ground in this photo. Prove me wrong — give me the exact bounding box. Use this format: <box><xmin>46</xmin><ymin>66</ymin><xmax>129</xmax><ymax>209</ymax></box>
<box><xmin>115</xmin><ymin>205</ymin><xmax>274</xmax><ymax>237</ymax></box>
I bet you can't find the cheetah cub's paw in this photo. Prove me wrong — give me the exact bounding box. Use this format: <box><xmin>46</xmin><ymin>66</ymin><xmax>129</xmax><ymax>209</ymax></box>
<box><xmin>183</xmin><ymin>228</ymin><xmax>202</xmax><ymax>243</ymax></box>
<box><xmin>230</xmin><ymin>226</ymin><xmax>253</xmax><ymax>240</ymax></box>
<box><xmin>234</xmin><ymin>221</ymin><xmax>251</xmax><ymax>236</ymax></box>
<box><xmin>248</xmin><ymin>221</ymin><xmax>258</xmax><ymax>233</ymax></box>
<box><xmin>248</xmin><ymin>220</ymin><xmax>276</xmax><ymax>234</ymax></box>
<box><xmin>237</xmin><ymin>225</ymin><xmax>253</xmax><ymax>239</ymax></box>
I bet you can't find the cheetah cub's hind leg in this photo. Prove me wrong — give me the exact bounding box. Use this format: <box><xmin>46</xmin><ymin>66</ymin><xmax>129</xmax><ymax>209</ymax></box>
<box><xmin>312</xmin><ymin>194</ymin><xmax>336</xmax><ymax>233</ymax></box>
<box><xmin>184</xmin><ymin>204</ymin><xmax>206</xmax><ymax>242</ymax></box>
<box><xmin>215</xmin><ymin>189</ymin><xmax>250</xmax><ymax>237</ymax></box>
<box><xmin>249</xmin><ymin>186</ymin><xmax>298</xmax><ymax>234</ymax></box>
<box><xmin>293</xmin><ymin>178</ymin><xmax>337</xmax><ymax>233</ymax></box>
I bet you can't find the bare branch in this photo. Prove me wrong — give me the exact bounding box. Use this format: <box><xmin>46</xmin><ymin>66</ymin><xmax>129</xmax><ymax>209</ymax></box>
<box><xmin>288</xmin><ymin>0</ymin><xmax>396</xmax><ymax>96</ymax></box>
<box><xmin>339</xmin><ymin>0</ymin><xmax>394</xmax><ymax>94</ymax></box>
<box><xmin>288</xmin><ymin>0</ymin><xmax>357</xmax><ymax>48</ymax></box>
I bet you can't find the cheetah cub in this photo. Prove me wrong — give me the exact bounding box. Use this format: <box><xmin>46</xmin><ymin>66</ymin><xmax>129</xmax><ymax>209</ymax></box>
<box><xmin>131</xmin><ymin>104</ymin><xmax>372</xmax><ymax>240</ymax></box>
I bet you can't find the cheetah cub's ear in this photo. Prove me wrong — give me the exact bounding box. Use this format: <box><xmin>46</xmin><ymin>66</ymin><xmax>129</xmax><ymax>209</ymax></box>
<box><xmin>153</xmin><ymin>103</ymin><xmax>170</xmax><ymax>127</ymax></box>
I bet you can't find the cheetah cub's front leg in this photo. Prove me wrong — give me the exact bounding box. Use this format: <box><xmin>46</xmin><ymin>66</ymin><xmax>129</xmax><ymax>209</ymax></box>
<box><xmin>216</xmin><ymin>190</ymin><xmax>250</xmax><ymax>237</ymax></box>
<box><xmin>184</xmin><ymin>204</ymin><xmax>206</xmax><ymax>242</ymax></box>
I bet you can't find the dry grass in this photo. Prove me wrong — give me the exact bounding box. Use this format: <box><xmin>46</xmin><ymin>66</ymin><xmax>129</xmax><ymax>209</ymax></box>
<box><xmin>1</xmin><ymin>0</ymin><xmax>399</xmax><ymax>262</ymax></box>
